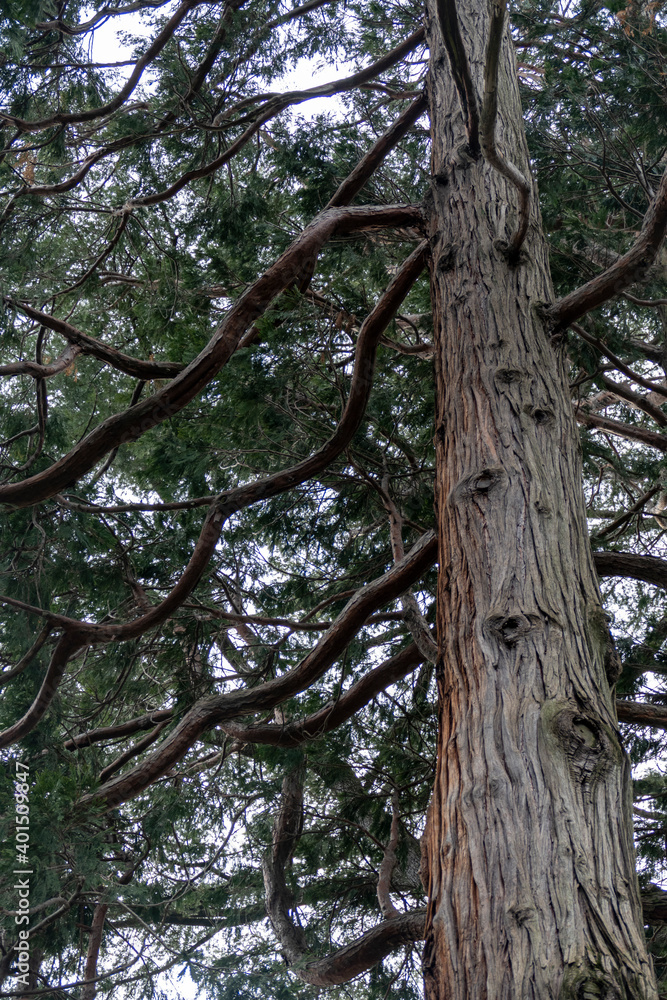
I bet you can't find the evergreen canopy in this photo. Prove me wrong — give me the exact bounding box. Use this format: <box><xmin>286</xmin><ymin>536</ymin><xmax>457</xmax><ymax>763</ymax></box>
<box><xmin>0</xmin><ymin>0</ymin><xmax>666</xmax><ymax>997</ymax></box>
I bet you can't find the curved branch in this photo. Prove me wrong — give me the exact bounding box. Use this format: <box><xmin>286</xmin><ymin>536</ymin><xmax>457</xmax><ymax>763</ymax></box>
<box><xmin>0</xmin><ymin>249</ymin><xmax>430</xmax><ymax>753</ymax></box>
<box><xmin>78</xmin><ymin>529</ymin><xmax>437</xmax><ymax>811</ymax></box>
<box><xmin>0</xmin><ymin>239</ymin><xmax>430</xmax><ymax>763</ymax></box>
<box><xmin>592</xmin><ymin>484</ymin><xmax>661</xmax><ymax>540</ymax></box>
<box><xmin>0</xmin><ymin>343</ymin><xmax>82</xmax><ymax>380</ymax></box>
<box><xmin>220</xmin><ymin>642</ymin><xmax>425</xmax><ymax>746</ymax></box>
<box><xmin>294</xmin><ymin>910</ymin><xmax>426</xmax><ymax>986</ymax></box>
<box><xmin>551</xmin><ymin>167</ymin><xmax>667</xmax><ymax>329</ymax></box>
<box><xmin>377</xmin><ymin>792</ymin><xmax>401</xmax><ymax>919</ymax></box>
<box><xmin>1</xmin><ymin>0</ymin><xmax>209</xmax><ymax>133</ymax></box>
<box><xmin>7</xmin><ymin>301</ymin><xmax>183</xmax><ymax>379</ymax></box>
<box><xmin>263</xmin><ymin>765</ymin><xmax>424</xmax><ymax>986</ymax></box>
<box><xmin>36</xmin><ymin>0</ymin><xmax>174</xmax><ymax>34</ymax></box>
<box><xmin>573</xmin><ymin>324</ymin><xmax>667</xmax><ymax>396</ymax></box>
<box><xmin>263</xmin><ymin>765</ymin><xmax>309</xmax><ymax>965</ymax></box>
<box><xmin>0</xmin><ymin>204</ymin><xmax>423</xmax><ymax>508</ymax></box>
<box><xmin>0</xmin><ymin>633</ymin><xmax>85</xmax><ymax>749</ymax></box>
<box><xmin>0</xmin><ymin>623</ymin><xmax>53</xmax><ymax>688</ymax></box>
<box><xmin>65</xmin><ymin>709</ymin><xmax>174</xmax><ymax>750</ymax></box>
<box><xmin>129</xmin><ymin>29</ymin><xmax>425</xmax><ymax>210</ymax></box>
<box><xmin>479</xmin><ymin>0</ymin><xmax>530</xmax><ymax>255</ymax></box>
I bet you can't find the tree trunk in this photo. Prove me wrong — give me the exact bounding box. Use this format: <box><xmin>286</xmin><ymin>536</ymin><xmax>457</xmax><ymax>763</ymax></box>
<box><xmin>422</xmin><ymin>2</ymin><xmax>657</xmax><ymax>998</ymax></box>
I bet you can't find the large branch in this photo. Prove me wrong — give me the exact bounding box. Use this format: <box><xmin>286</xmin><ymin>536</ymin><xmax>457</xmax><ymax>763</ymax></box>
<box><xmin>575</xmin><ymin>408</ymin><xmax>667</xmax><ymax>452</ymax></box>
<box><xmin>220</xmin><ymin>642</ymin><xmax>425</xmax><ymax>746</ymax></box>
<box><xmin>0</xmin><ymin>342</ymin><xmax>82</xmax><ymax>380</ymax></box>
<box><xmin>0</xmin><ymin>246</ymin><xmax>430</xmax><ymax>749</ymax></box>
<box><xmin>78</xmin><ymin>529</ymin><xmax>437</xmax><ymax>811</ymax></box>
<box><xmin>594</xmin><ymin>550</ymin><xmax>667</xmax><ymax>590</ymax></box>
<box><xmin>0</xmin><ymin>634</ymin><xmax>85</xmax><ymax>749</ymax></box>
<box><xmin>434</xmin><ymin>0</ymin><xmax>480</xmax><ymax>156</ymax></box>
<box><xmin>80</xmin><ymin>904</ymin><xmax>108</xmax><ymax>1000</ymax></box>
<box><xmin>551</xmin><ymin>167</ymin><xmax>667</xmax><ymax>329</ymax></box>
<box><xmin>327</xmin><ymin>93</ymin><xmax>428</xmax><ymax>209</ymax></box>
<box><xmin>0</xmin><ymin>205</ymin><xmax>423</xmax><ymax>509</ymax></box>
<box><xmin>295</xmin><ymin>909</ymin><xmax>426</xmax><ymax>987</ymax></box>
<box><xmin>263</xmin><ymin>766</ymin><xmax>309</xmax><ymax>966</ymax></box>
<box><xmin>616</xmin><ymin>700</ymin><xmax>667</xmax><ymax>731</ymax></box>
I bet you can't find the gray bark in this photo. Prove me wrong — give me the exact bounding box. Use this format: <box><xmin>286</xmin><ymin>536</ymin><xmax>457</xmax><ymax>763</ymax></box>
<box><xmin>422</xmin><ymin>1</ymin><xmax>657</xmax><ymax>998</ymax></box>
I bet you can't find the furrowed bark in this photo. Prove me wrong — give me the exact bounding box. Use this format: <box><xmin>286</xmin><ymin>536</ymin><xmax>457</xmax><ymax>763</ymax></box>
<box><xmin>423</xmin><ymin>0</ymin><xmax>656</xmax><ymax>997</ymax></box>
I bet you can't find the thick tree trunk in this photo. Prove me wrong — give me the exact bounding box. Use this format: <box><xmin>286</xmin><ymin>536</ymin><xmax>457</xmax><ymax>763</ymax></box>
<box><xmin>422</xmin><ymin>3</ymin><xmax>657</xmax><ymax>999</ymax></box>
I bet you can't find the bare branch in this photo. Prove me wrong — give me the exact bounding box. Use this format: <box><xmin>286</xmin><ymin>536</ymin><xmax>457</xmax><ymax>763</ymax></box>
<box><xmin>98</xmin><ymin>721</ymin><xmax>171</xmax><ymax>783</ymax></box>
<box><xmin>575</xmin><ymin>407</ymin><xmax>667</xmax><ymax>452</ymax></box>
<box><xmin>617</xmin><ymin>700</ymin><xmax>667</xmax><ymax>731</ymax></box>
<box><xmin>327</xmin><ymin>93</ymin><xmax>428</xmax><ymax>209</ymax></box>
<box><xmin>0</xmin><ymin>623</ymin><xmax>53</xmax><ymax>688</ymax></box>
<box><xmin>377</xmin><ymin>791</ymin><xmax>401</xmax><ymax>919</ymax></box>
<box><xmin>64</xmin><ymin>709</ymin><xmax>174</xmax><ymax>750</ymax></box>
<box><xmin>7</xmin><ymin>301</ymin><xmax>184</xmax><ymax>380</ymax></box>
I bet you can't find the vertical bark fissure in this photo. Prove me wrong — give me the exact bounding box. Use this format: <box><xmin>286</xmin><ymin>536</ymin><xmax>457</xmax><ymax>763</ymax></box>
<box><xmin>423</xmin><ymin>1</ymin><xmax>656</xmax><ymax>998</ymax></box>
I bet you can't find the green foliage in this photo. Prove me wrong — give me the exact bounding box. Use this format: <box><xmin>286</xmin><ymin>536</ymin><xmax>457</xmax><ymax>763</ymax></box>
<box><xmin>0</xmin><ymin>0</ymin><xmax>665</xmax><ymax>996</ymax></box>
